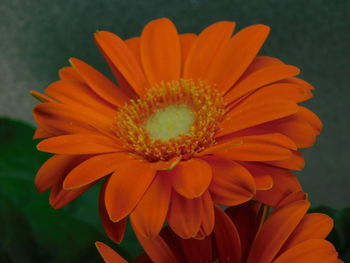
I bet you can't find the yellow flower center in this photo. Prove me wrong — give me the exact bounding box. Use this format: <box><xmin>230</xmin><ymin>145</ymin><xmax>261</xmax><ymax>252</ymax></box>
<box><xmin>114</xmin><ymin>79</ymin><xmax>225</xmax><ymax>161</ymax></box>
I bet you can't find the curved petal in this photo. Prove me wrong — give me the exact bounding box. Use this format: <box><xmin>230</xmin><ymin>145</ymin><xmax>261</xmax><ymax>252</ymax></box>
<box><xmin>33</xmin><ymin>127</ymin><xmax>54</xmax><ymax>139</ymax></box>
<box><xmin>63</xmin><ymin>152</ymin><xmax>131</xmax><ymax>189</ymax></box>
<box><xmin>247</xmin><ymin>200</ymin><xmax>310</xmax><ymax>263</ymax></box>
<box><xmin>282</xmin><ymin>213</ymin><xmax>333</xmax><ymax>251</ymax></box>
<box><xmin>198</xmin><ymin>191</ymin><xmax>215</xmax><ymax>237</ymax></box>
<box><xmin>179</xmin><ymin>33</ymin><xmax>197</xmax><ymax>73</ymax></box>
<box><xmin>264</xmin><ymin>150</ymin><xmax>305</xmax><ymax>171</ymax></box>
<box><xmin>37</xmin><ymin>134</ymin><xmax>122</xmax><ymax>155</ymax></box>
<box><xmin>296</xmin><ymin>106</ymin><xmax>323</xmax><ymax>134</ymax></box>
<box><xmin>135</xmin><ymin>229</ymin><xmax>179</xmax><ymax>263</ymax></box>
<box><xmin>184</xmin><ymin>21</ymin><xmax>235</xmax><ymax>80</ymax></box>
<box><xmin>272</xmin><ymin>239</ymin><xmax>339</xmax><ymax>263</ymax></box>
<box><xmin>95</xmin><ymin>242</ymin><xmax>128</xmax><ymax>263</ymax></box>
<box><xmin>140</xmin><ymin>18</ymin><xmax>181</xmax><ymax>85</ymax></box>
<box><xmin>69</xmin><ymin>58</ymin><xmax>129</xmax><ymax>107</ymax></box>
<box><xmin>240</xmin><ymin>162</ymin><xmax>274</xmax><ymax>190</ymax></box>
<box><xmin>130</xmin><ymin>171</ymin><xmax>172</xmax><ymax>238</ymax></box>
<box><xmin>225</xmin><ymin>65</ymin><xmax>300</xmax><ymax>103</ymax></box>
<box><xmin>46</xmin><ymin>80</ymin><xmax>116</xmax><ymax>118</ymax></box>
<box><xmin>94</xmin><ymin>30</ymin><xmax>148</xmax><ymax>96</ymax></box>
<box><xmin>99</xmin><ymin>179</ymin><xmax>127</xmax><ymax>244</ymax></box>
<box><xmin>214</xmin><ymin>134</ymin><xmax>295</xmax><ymax>161</ymax></box>
<box><xmin>105</xmin><ymin>160</ymin><xmax>156</xmax><ymax>222</ymax></box>
<box><xmin>205</xmin><ymin>24</ymin><xmax>270</xmax><ymax>93</ymax></box>
<box><xmin>219</xmin><ymin>101</ymin><xmax>299</xmax><ymax>136</ymax></box>
<box><xmin>125</xmin><ymin>37</ymin><xmax>141</xmax><ymax>65</ymax></box>
<box><xmin>58</xmin><ymin>67</ymin><xmax>84</xmax><ymax>82</ymax></box>
<box><xmin>167</xmin><ymin>191</ymin><xmax>202</xmax><ymax>239</ymax></box>
<box><xmin>170</xmin><ymin>158</ymin><xmax>212</xmax><ymax>199</ymax></box>
<box><xmin>204</xmin><ymin>156</ymin><xmax>256</xmax><ymax>206</ymax></box>
<box><xmin>254</xmin><ymin>165</ymin><xmax>302</xmax><ymax>207</ymax></box>
<box><xmin>214</xmin><ymin>206</ymin><xmax>242</xmax><ymax>263</ymax></box>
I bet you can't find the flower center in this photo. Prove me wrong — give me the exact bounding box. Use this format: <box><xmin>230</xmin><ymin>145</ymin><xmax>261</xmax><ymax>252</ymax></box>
<box><xmin>143</xmin><ymin>104</ymin><xmax>195</xmax><ymax>141</ymax></box>
<box><xmin>113</xmin><ymin>79</ymin><xmax>225</xmax><ymax>161</ymax></box>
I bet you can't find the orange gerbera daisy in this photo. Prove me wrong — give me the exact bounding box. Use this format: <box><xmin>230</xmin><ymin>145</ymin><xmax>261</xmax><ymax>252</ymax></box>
<box><xmin>32</xmin><ymin>18</ymin><xmax>321</xmax><ymax>240</ymax></box>
<box><xmin>96</xmin><ymin>198</ymin><xmax>343</xmax><ymax>263</ymax></box>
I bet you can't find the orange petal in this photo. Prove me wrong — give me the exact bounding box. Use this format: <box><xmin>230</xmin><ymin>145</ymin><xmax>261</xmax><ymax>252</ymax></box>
<box><xmin>37</xmin><ymin>134</ymin><xmax>121</xmax><ymax>155</ymax></box>
<box><xmin>242</xmin><ymin>56</ymin><xmax>284</xmax><ymax>75</ymax></box>
<box><xmin>134</xmin><ymin>229</ymin><xmax>179</xmax><ymax>263</ymax></box>
<box><xmin>204</xmin><ymin>156</ymin><xmax>255</xmax><ymax>206</ymax></box>
<box><xmin>105</xmin><ymin>160</ymin><xmax>156</xmax><ymax>222</ymax></box>
<box><xmin>264</xmin><ymin>150</ymin><xmax>305</xmax><ymax>171</ymax></box>
<box><xmin>33</xmin><ymin>127</ymin><xmax>54</xmax><ymax>139</ymax></box>
<box><xmin>125</xmin><ymin>37</ymin><xmax>141</xmax><ymax>65</ymax></box>
<box><xmin>214</xmin><ymin>133</ymin><xmax>295</xmax><ymax>161</ymax></box>
<box><xmin>198</xmin><ymin>191</ymin><xmax>215</xmax><ymax>237</ymax></box>
<box><xmin>63</xmin><ymin>153</ymin><xmax>131</xmax><ymax>189</ymax></box>
<box><xmin>130</xmin><ymin>171</ymin><xmax>172</xmax><ymax>238</ymax></box>
<box><xmin>240</xmin><ymin>162</ymin><xmax>274</xmax><ymax>190</ymax></box>
<box><xmin>99</xmin><ymin>179</ymin><xmax>127</xmax><ymax>244</ymax></box>
<box><xmin>167</xmin><ymin>191</ymin><xmax>202</xmax><ymax>239</ymax></box>
<box><xmin>46</xmin><ymin>80</ymin><xmax>116</xmax><ymax>118</ymax></box>
<box><xmin>140</xmin><ymin>18</ymin><xmax>181</xmax><ymax>85</ymax></box>
<box><xmin>272</xmin><ymin>239</ymin><xmax>338</xmax><ymax>263</ymax></box>
<box><xmin>281</xmin><ymin>76</ymin><xmax>315</xmax><ymax>90</ymax></box>
<box><xmin>254</xmin><ymin>166</ymin><xmax>302</xmax><ymax>207</ymax></box>
<box><xmin>276</xmin><ymin>191</ymin><xmax>308</xmax><ymax>208</ymax></box>
<box><xmin>170</xmin><ymin>158</ymin><xmax>212</xmax><ymax>199</ymax></box>
<box><xmin>219</xmin><ymin>100</ymin><xmax>299</xmax><ymax>136</ymax></box>
<box><xmin>214</xmin><ymin>206</ymin><xmax>242</xmax><ymax>263</ymax></box>
<box><xmin>35</xmin><ymin>155</ymin><xmax>79</xmax><ymax>193</ymax></box>
<box><xmin>69</xmin><ymin>58</ymin><xmax>130</xmax><ymax>107</ymax></box>
<box><xmin>247</xmin><ymin>200</ymin><xmax>310</xmax><ymax>263</ymax></box>
<box><xmin>95</xmin><ymin>242</ymin><xmax>128</xmax><ymax>263</ymax></box>
<box><xmin>58</xmin><ymin>67</ymin><xmax>84</xmax><ymax>82</ymax></box>
<box><xmin>225</xmin><ymin>65</ymin><xmax>300</xmax><ymax>103</ymax></box>
<box><xmin>205</xmin><ymin>24</ymin><xmax>270</xmax><ymax>93</ymax></box>
<box><xmin>184</xmin><ymin>21</ymin><xmax>235</xmax><ymax>80</ymax></box>
<box><xmin>179</xmin><ymin>33</ymin><xmax>197</xmax><ymax>73</ymax></box>
<box><xmin>30</xmin><ymin>91</ymin><xmax>56</xmax><ymax>103</ymax></box>
<box><xmin>33</xmin><ymin>103</ymin><xmax>109</xmax><ymax>135</ymax></box>
<box><xmin>94</xmin><ymin>31</ymin><xmax>148</xmax><ymax>96</ymax></box>
<box><xmin>282</xmin><ymin>213</ymin><xmax>333</xmax><ymax>251</ymax></box>
<box><xmin>296</xmin><ymin>106</ymin><xmax>322</xmax><ymax>135</ymax></box>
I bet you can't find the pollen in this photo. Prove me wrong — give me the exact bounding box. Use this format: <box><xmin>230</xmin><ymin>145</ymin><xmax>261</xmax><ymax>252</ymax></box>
<box><xmin>113</xmin><ymin>79</ymin><xmax>225</xmax><ymax>161</ymax></box>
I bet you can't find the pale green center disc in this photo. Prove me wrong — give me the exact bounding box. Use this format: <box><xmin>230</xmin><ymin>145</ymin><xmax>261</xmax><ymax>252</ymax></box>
<box><xmin>143</xmin><ymin>104</ymin><xmax>195</xmax><ymax>141</ymax></box>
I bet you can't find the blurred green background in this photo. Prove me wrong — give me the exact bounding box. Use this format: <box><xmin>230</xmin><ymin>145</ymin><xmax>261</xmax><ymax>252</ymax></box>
<box><xmin>0</xmin><ymin>0</ymin><xmax>349</xmax><ymax>262</ymax></box>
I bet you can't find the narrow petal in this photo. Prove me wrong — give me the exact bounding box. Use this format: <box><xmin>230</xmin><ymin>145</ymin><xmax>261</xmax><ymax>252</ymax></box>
<box><xmin>219</xmin><ymin>100</ymin><xmax>299</xmax><ymax>136</ymax></box>
<box><xmin>95</xmin><ymin>31</ymin><xmax>148</xmax><ymax>96</ymax></box>
<box><xmin>170</xmin><ymin>158</ymin><xmax>212</xmax><ymax>199</ymax></box>
<box><xmin>272</xmin><ymin>240</ymin><xmax>339</xmax><ymax>263</ymax></box>
<box><xmin>35</xmin><ymin>155</ymin><xmax>79</xmax><ymax>193</ymax></box>
<box><xmin>125</xmin><ymin>37</ymin><xmax>141</xmax><ymax>65</ymax></box>
<box><xmin>264</xmin><ymin>150</ymin><xmax>305</xmax><ymax>170</ymax></box>
<box><xmin>63</xmin><ymin>153</ymin><xmax>131</xmax><ymax>189</ymax></box>
<box><xmin>254</xmin><ymin>166</ymin><xmax>302</xmax><ymax>207</ymax></box>
<box><xmin>46</xmin><ymin>80</ymin><xmax>116</xmax><ymax>117</ymax></box>
<box><xmin>204</xmin><ymin>156</ymin><xmax>256</xmax><ymax>206</ymax></box>
<box><xmin>242</xmin><ymin>56</ymin><xmax>284</xmax><ymax>75</ymax></box>
<box><xmin>130</xmin><ymin>171</ymin><xmax>172</xmax><ymax>238</ymax></box>
<box><xmin>225</xmin><ymin>64</ymin><xmax>300</xmax><ymax>103</ymax></box>
<box><xmin>105</xmin><ymin>160</ymin><xmax>156</xmax><ymax>222</ymax></box>
<box><xmin>140</xmin><ymin>18</ymin><xmax>181</xmax><ymax>85</ymax></box>
<box><xmin>37</xmin><ymin>134</ymin><xmax>122</xmax><ymax>155</ymax></box>
<box><xmin>179</xmin><ymin>33</ymin><xmax>197</xmax><ymax>73</ymax></box>
<box><xmin>33</xmin><ymin>127</ymin><xmax>54</xmax><ymax>139</ymax></box>
<box><xmin>58</xmin><ymin>67</ymin><xmax>84</xmax><ymax>82</ymax></box>
<box><xmin>184</xmin><ymin>21</ymin><xmax>235</xmax><ymax>80</ymax></box>
<box><xmin>214</xmin><ymin>206</ymin><xmax>242</xmax><ymax>263</ymax></box>
<box><xmin>99</xmin><ymin>179</ymin><xmax>127</xmax><ymax>244</ymax></box>
<box><xmin>69</xmin><ymin>58</ymin><xmax>130</xmax><ymax>107</ymax></box>
<box><xmin>241</xmin><ymin>162</ymin><xmax>274</xmax><ymax>190</ymax></box>
<box><xmin>282</xmin><ymin>213</ymin><xmax>333</xmax><ymax>251</ymax></box>
<box><xmin>198</xmin><ymin>191</ymin><xmax>215</xmax><ymax>237</ymax></box>
<box><xmin>167</xmin><ymin>191</ymin><xmax>202</xmax><ymax>239</ymax></box>
<box><xmin>214</xmin><ymin>134</ymin><xmax>295</xmax><ymax>161</ymax></box>
<box><xmin>205</xmin><ymin>24</ymin><xmax>270</xmax><ymax>93</ymax></box>
<box><xmin>135</xmin><ymin>230</ymin><xmax>179</xmax><ymax>263</ymax></box>
<box><xmin>34</xmin><ymin>103</ymin><xmax>109</xmax><ymax>135</ymax></box>
<box><xmin>247</xmin><ymin>200</ymin><xmax>310</xmax><ymax>263</ymax></box>
<box><xmin>95</xmin><ymin>242</ymin><xmax>128</xmax><ymax>263</ymax></box>
<box><xmin>296</xmin><ymin>106</ymin><xmax>323</xmax><ymax>134</ymax></box>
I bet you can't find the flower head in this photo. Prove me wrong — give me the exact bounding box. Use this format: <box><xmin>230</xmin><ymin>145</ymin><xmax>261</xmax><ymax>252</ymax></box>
<box><xmin>96</xmin><ymin>198</ymin><xmax>343</xmax><ymax>263</ymax></box>
<box><xmin>33</xmin><ymin>18</ymin><xmax>321</xmax><ymax>239</ymax></box>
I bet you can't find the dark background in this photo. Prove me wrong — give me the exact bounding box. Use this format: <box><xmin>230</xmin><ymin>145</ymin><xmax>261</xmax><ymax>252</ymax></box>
<box><xmin>1</xmin><ymin>0</ymin><xmax>349</xmax><ymax>207</ymax></box>
<box><xmin>0</xmin><ymin>1</ymin><xmax>349</xmax><ymax>261</ymax></box>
